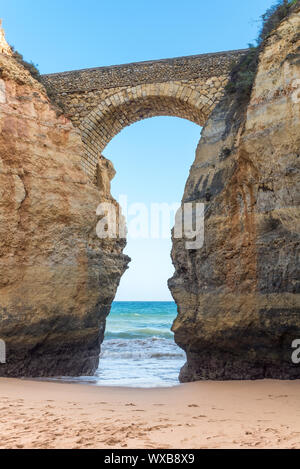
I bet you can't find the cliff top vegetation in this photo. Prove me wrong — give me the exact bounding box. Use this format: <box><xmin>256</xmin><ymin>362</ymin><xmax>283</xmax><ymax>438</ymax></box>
<box><xmin>226</xmin><ymin>0</ymin><xmax>299</xmax><ymax>100</ymax></box>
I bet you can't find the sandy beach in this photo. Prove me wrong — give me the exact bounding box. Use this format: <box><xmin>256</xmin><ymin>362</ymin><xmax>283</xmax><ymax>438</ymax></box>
<box><xmin>0</xmin><ymin>378</ymin><xmax>299</xmax><ymax>449</ymax></box>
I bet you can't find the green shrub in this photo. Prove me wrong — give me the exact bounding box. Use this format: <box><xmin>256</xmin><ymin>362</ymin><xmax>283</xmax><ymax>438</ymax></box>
<box><xmin>225</xmin><ymin>47</ymin><xmax>259</xmax><ymax>100</ymax></box>
<box><xmin>10</xmin><ymin>46</ymin><xmax>41</xmax><ymax>82</ymax></box>
<box><xmin>258</xmin><ymin>0</ymin><xmax>298</xmax><ymax>44</ymax></box>
<box><xmin>225</xmin><ymin>0</ymin><xmax>299</xmax><ymax>101</ymax></box>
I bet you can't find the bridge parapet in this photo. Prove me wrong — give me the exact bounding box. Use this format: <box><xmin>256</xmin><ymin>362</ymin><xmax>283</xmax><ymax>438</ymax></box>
<box><xmin>42</xmin><ymin>49</ymin><xmax>246</xmax><ymax>93</ymax></box>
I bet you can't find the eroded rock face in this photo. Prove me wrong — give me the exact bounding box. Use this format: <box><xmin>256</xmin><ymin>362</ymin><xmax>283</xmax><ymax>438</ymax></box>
<box><xmin>0</xmin><ymin>31</ymin><xmax>129</xmax><ymax>377</ymax></box>
<box><xmin>169</xmin><ymin>8</ymin><xmax>300</xmax><ymax>381</ymax></box>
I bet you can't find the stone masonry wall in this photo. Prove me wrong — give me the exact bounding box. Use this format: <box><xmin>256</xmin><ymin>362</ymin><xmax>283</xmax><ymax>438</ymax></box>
<box><xmin>42</xmin><ymin>50</ymin><xmax>246</xmax><ymax>182</ymax></box>
<box><xmin>42</xmin><ymin>50</ymin><xmax>247</xmax><ymax>93</ymax></box>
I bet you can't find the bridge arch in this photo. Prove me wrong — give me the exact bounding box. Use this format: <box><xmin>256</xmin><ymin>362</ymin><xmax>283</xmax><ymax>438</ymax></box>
<box><xmin>42</xmin><ymin>50</ymin><xmax>247</xmax><ymax>182</ymax></box>
<box><xmin>79</xmin><ymin>83</ymin><xmax>218</xmax><ymax>181</ymax></box>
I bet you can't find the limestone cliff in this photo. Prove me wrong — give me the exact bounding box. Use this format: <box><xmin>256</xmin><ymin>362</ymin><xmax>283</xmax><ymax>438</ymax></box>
<box><xmin>0</xmin><ymin>27</ymin><xmax>129</xmax><ymax>376</ymax></box>
<box><xmin>169</xmin><ymin>6</ymin><xmax>300</xmax><ymax>381</ymax></box>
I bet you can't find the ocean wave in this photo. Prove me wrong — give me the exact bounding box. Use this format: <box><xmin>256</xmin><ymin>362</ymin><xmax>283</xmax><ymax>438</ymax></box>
<box><xmin>100</xmin><ymin>350</ymin><xmax>185</xmax><ymax>360</ymax></box>
<box><xmin>100</xmin><ymin>337</ymin><xmax>186</xmax><ymax>361</ymax></box>
<box><xmin>150</xmin><ymin>352</ymin><xmax>184</xmax><ymax>358</ymax></box>
<box><xmin>105</xmin><ymin>328</ymin><xmax>174</xmax><ymax>340</ymax></box>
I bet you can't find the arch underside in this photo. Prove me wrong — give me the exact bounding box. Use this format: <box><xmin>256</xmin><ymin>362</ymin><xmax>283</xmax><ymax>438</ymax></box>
<box><xmin>80</xmin><ymin>83</ymin><xmax>218</xmax><ymax>180</ymax></box>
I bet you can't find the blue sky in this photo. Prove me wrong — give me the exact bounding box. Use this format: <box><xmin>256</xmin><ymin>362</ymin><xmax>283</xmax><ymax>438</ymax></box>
<box><xmin>2</xmin><ymin>0</ymin><xmax>276</xmax><ymax>300</ymax></box>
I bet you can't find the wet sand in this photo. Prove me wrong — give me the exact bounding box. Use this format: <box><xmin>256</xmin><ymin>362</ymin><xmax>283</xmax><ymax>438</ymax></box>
<box><xmin>0</xmin><ymin>378</ymin><xmax>299</xmax><ymax>449</ymax></box>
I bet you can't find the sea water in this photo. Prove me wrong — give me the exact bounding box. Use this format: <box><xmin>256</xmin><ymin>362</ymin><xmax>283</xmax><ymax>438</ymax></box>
<box><xmin>50</xmin><ymin>302</ymin><xmax>186</xmax><ymax>388</ymax></box>
<box><xmin>96</xmin><ymin>301</ymin><xmax>186</xmax><ymax>387</ymax></box>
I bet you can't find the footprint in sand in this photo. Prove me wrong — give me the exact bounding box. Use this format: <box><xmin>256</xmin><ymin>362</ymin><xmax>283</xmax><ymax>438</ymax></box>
<box><xmin>103</xmin><ymin>437</ymin><xmax>122</xmax><ymax>446</ymax></box>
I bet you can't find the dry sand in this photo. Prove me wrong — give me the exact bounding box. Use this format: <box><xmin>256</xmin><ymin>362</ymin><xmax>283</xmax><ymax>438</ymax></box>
<box><xmin>0</xmin><ymin>378</ymin><xmax>299</xmax><ymax>449</ymax></box>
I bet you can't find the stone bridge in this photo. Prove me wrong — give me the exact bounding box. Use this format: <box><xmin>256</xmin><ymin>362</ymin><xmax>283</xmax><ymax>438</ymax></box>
<box><xmin>42</xmin><ymin>50</ymin><xmax>246</xmax><ymax>182</ymax></box>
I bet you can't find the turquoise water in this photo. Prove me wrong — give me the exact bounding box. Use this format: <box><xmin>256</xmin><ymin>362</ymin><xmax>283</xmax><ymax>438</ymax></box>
<box><xmin>105</xmin><ymin>301</ymin><xmax>176</xmax><ymax>340</ymax></box>
<box><xmin>96</xmin><ymin>302</ymin><xmax>186</xmax><ymax>387</ymax></box>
